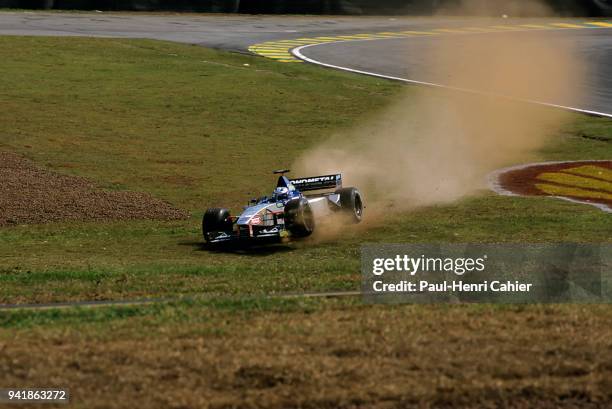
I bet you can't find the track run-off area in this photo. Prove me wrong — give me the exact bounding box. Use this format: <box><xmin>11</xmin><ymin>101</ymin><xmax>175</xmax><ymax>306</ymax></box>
<box><xmin>0</xmin><ymin>12</ymin><xmax>610</xmax><ymax>310</ymax></box>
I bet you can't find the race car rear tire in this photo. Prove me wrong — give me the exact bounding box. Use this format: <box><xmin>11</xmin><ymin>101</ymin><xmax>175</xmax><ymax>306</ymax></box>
<box><xmin>336</xmin><ymin>187</ymin><xmax>363</xmax><ymax>223</ymax></box>
<box><xmin>284</xmin><ymin>198</ymin><xmax>315</xmax><ymax>237</ymax></box>
<box><xmin>202</xmin><ymin>208</ymin><xmax>232</xmax><ymax>242</ymax></box>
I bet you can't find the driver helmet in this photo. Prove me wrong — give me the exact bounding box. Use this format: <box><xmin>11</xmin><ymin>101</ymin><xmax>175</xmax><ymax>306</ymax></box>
<box><xmin>273</xmin><ymin>187</ymin><xmax>289</xmax><ymax>201</ymax></box>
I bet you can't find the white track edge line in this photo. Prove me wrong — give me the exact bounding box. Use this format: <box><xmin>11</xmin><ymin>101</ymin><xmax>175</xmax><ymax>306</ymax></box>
<box><xmin>291</xmin><ymin>37</ymin><xmax>612</xmax><ymax>119</ymax></box>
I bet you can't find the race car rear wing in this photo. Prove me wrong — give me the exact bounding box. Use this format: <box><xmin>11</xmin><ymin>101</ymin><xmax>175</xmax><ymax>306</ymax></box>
<box><xmin>290</xmin><ymin>174</ymin><xmax>342</xmax><ymax>192</ymax></box>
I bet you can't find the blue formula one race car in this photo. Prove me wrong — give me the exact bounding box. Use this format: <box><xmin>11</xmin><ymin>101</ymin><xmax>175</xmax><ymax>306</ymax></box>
<box><xmin>202</xmin><ymin>170</ymin><xmax>363</xmax><ymax>244</ymax></box>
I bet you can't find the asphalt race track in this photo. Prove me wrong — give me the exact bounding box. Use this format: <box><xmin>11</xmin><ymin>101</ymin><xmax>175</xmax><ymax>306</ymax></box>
<box><xmin>0</xmin><ymin>12</ymin><xmax>502</xmax><ymax>50</ymax></box>
<box><xmin>296</xmin><ymin>27</ymin><xmax>612</xmax><ymax>116</ymax></box>
<box><xmin>0</xmin><ymin>12</ymin><xmax>610</xmax><ymax>116</ymax></box>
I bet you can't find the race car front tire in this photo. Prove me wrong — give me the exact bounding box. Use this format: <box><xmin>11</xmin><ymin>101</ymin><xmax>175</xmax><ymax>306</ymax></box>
<box><xmin>202</xmin><ymin>208</ymin><xmax>232</xmax><ymax>242</ymax></box>
<box><xmin>284</xmin><ymin>198</ymin><xmax>315</xmax><ymax>237</ymax></box>
<box><xmin>336</xmin><ymin>187</ymin><xmax>364</xmax><ymax>223</ymax></box>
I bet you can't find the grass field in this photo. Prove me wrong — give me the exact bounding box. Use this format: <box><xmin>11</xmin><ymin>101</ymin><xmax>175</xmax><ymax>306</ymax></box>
<box><xmin>0</xmin><ymin>37</ymin><xmax>610</xmax><ymax>304</ymax></box>
<box><xmin>0</xmin><ymin>36</ymin><xmax>611</xmax><ymax>408</ymax></box>
<box><xmin>2</xmin><ymin>299</ymin><xmax>612</xmax><ymax>408</ymax></box>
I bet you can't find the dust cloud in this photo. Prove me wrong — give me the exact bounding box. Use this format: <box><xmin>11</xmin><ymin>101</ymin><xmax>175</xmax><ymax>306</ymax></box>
<box><xmin>293</xmin><ymin>0</ymin><xmax>586</xmax><ymax>219</ymax></box>
<box><xmin>438</xmin><ymin>0</ymin><xmax>553</xmax><ymax>17</ymax></box>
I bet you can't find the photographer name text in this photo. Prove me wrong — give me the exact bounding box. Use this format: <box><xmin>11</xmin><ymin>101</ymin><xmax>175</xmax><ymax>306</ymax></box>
<box><xmin>372</xmin><ymin>280</ymin><xmax>532</xmax><ymax>293</ymax></box>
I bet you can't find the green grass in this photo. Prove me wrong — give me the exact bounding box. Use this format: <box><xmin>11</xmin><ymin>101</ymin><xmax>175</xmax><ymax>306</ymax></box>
<box><xmin>1</xmin><ymin>34</ymin><xmax>611</xmax><ymax>409</ymax></box>
<box><xmin>1</xmin><ymin>36</ymin><xmax>397</xmax><ymax>209</ymax></box>
<box><xmin>0</xmin><ymin>36</ymin><xmax>610</xmax><ymax>304</ymax></box>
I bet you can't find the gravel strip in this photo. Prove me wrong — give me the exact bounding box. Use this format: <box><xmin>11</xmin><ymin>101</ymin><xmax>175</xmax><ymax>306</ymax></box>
<box><xmin>0</xmin><ymin>151</ymin><xmax>189</xmax><ymax>226</ymax></box>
